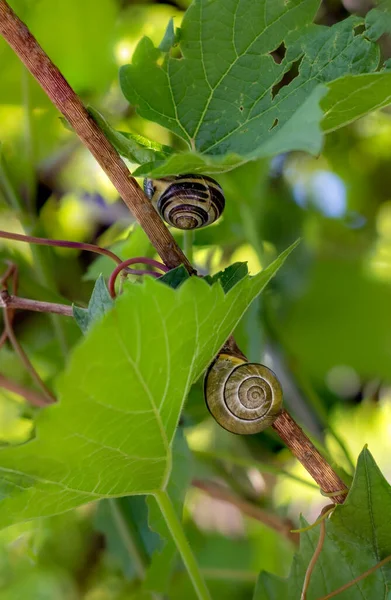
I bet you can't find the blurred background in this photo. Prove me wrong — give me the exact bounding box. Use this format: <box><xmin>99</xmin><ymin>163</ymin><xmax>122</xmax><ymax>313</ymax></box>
<box><xmin>1</xmin><ymin>0</ymin><xmax>391</xmax><ymax>598</ymax></box>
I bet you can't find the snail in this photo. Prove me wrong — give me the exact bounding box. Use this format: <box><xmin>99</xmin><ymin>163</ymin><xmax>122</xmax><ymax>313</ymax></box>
<box><xmin>144</xmin><ymin>174</ymin><xmax>225</xmax><ymax>230</ymax></box>
<box><xmin>204</xmin><ymin>352</ymin><xmax>283</xmax><ymax>435</ymax></box>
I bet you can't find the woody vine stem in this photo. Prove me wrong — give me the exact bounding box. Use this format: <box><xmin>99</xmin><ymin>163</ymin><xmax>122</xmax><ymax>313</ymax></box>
<box><xmin>0</xmin><ymin>0</ymin><xmax>348</xmax><ymax>503</ymax></box>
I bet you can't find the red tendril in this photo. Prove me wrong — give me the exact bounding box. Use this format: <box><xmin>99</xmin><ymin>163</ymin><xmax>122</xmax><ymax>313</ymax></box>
<box><xmin>108</xmin><ymin>257</ymin><xmax>169</xmax><ymax>298</ymax></box>
<box><xmin>0</xmin><ymin>229</ymin><xmax>124</xmax><ymax>265</ymax></box>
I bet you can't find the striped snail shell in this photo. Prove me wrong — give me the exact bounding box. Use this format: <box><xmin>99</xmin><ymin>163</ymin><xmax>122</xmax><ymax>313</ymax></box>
<box><xmin>143</xmin><ymin>174</ymin><xmax>225</xmax><ymax>230</ymax></box>
<box><xmin>204</xmin><ymin>353</ymin><xmax>283</xmax><ymax>435</ymax></box>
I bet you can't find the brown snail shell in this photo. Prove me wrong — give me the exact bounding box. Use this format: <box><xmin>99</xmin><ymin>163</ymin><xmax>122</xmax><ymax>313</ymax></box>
<box><xmin>144</xmin><ymin>174</ymin><xmax>225</xmax><ymax>230</ymax></box>
<box><xmin>204</xmin><ymin>354</ymin><xmax>283</xmax><ymax>434</ymax></box>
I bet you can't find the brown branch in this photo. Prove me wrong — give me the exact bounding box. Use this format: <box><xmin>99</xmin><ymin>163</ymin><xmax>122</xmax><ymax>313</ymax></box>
<box><xmin>0</xmin><ymin>0</ymin><xmax>192</xmax><ymax>273</ymax></box>
<box><xmin>0</xmin><ymin>290</ymin><xmax>73</xmax><ymax>317</ymax></box>
<box><xmin>272</xmin><ymin>410</ymin><xmax>347</xmax><ymax>504</ymax></box>
<box><xmin>0</xmin><ymin>0</ymin><xmax>350</xmax><ymax>501</ymax></box>
<box><xmin>193</xmin><ymin>479</ymin><xmax>299</xmax><ymax>545</ymax></box>
<box><xmin>0</xmin><ymin>373</ymin><xmax>50</xmax><ymax>407</ymax></box>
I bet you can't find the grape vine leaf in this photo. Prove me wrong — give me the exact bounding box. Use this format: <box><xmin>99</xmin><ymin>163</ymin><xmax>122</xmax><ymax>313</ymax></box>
<box><xmin>119</xmin><ymin>0</ymin><xmax>390</xmax><ymax>176</ymax></box>
<box><xmin>322</xmin><ymin>72</ymin><xmax>391</xmax><ymax>133</ymax></box>
<box><xmin>159</xmin><ymin>17</ymin><xmax>177</xmax><ymax>53</ymax></box>
<box><xmin>95</xmin><ymin>496</ymin><xmax>159</xmax><ymax>580</ymax></box>
<box><xmin>158</xmin><ymin>265</ymin><xmax>191</xmax><ymax>289</ymax></box>
<box><xmin>73</xmin><ymin>275</ymin><xmax>113</xmax><ymax>334</ymax></box>
<box><xmin>205</xmin><ymin>262</ymin><xmax>249</xmax><ymax>293</ymax></box>
<box><xmin>160</xmin><ymin>262</ymin><xmax>249</xmax><ymax>293</ymax></box>
<box><xmin>255</xmin><ymin>448</ymin><xmax>391</xmax><ymax>600</ymax></box>
<box><xmin>89</xmin><ymin>107</ymin><xmax>174</xmax><ymax>166</ymax></box>
<box><xmin>365</xmin><ymin>1</ymin><xmax>391</xmax><ymax>43</ymax></box>
<box><xmin>0</xmin><ymin>242</ymin><xmax>297</xmax><ymax>529</ymax></box>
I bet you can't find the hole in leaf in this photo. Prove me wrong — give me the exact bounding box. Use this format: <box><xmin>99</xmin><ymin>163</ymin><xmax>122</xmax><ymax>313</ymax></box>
<box><xmin>239</xmin><ymin>105</ymin><xmax>244</xmax><ymax>112</ymax></box>
<box><xmin>271</xmin><ymin>56</ymin><xmax>303</xmax><ymax>100</ymax></box>
<box><xmin>170</xmin><ymin>45</ymin><xmax>183</xmax><ymax>59</ymax></box>
<box><xmin>353</xmin><ymin>23</ymin><xmax>366</xmax><ymax>37</ymax></box>
<box><xmin>270</xmin><ymin>118</ymin><xmax>279</xmax><ymax>131</ymax></box>
<box><xmin>278</xmin><ymin>42</ymin><xmax>286</xmax><ymax>60</ymax></box>
<box><xmin>269</xmin><ymin>42</ymin><xmax>286</xmax><ymax>64</ymax></box>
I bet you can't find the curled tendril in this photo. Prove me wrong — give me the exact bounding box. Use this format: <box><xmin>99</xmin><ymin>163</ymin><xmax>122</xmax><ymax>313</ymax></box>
<box><xmin>320</xmin><ymin>487</ymin><xmax>349</xmax><ymax>498</ymax></box>
<box><xmin>291</xmin><ymin>505</ymin><xmax>335</xmax><ymax>534</ymax></box>
<box><xmin>108</xmin><ymin>257</ymin><xmax>170</xmax><ymax>298</ymax></box>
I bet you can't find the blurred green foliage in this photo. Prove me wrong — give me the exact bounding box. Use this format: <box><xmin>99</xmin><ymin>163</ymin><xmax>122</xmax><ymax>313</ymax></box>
<box><xmin>1</xmin><ymin>0</ymin><xmax>391</xmax><ymax>598</ymax></box>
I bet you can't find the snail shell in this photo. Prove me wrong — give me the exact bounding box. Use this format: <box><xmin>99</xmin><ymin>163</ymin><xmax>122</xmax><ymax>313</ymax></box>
<box><xmin>204</xmin><ymin>354</ymin><xmax>283</xmax><ymax>434</ymax></box>
<box><xmin>143</xmin><ymin>174</ymin><xmax>225</xmax><ymax>230</ymax></box>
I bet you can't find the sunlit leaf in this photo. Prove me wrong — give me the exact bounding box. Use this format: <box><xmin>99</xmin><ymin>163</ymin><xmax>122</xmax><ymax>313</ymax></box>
<box><xmin>120</xmin><ymin>0</ymin><xmax>385</xmax><ymax>175</ymax></box>
<box><xmin>255</xmin><ymin>448</ymin><xmax>391</xmax><ymax>600</ymax></box>
<box><xmin>73</xmin><ymin>275</ymin><xmax>113</xmax><ymax>334</ymax></box>
<box><xmin>159</xmin><ymin>18</ymin><xmax>177</xmax><ymax>52</ymax></box>
<box><xmin>89</xmin><ymin>107</ymin><xmax>174</xmax><ymax>165</ymax></box>
<box><xmin>205</xmin><ymin>262</ymin><xmax>248</xmax><ymax>293</ymax></box>
<box><xmin>159</xmin><ymin>265</ymin><xmax>190</xmax><ymax>289</ymax></box>
<box><xmin>0</xmin><ymin>242</ymin><xmax>296</xmax><ymax>529</ymax></box>
<box><xmin>322</xmin><ymin>73</ymin><xmax>391</xmax><ymax>134</ymax></box>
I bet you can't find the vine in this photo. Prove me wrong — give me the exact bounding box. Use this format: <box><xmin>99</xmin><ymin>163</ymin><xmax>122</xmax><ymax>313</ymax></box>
<box><xmin>1</xmin><ymin>0</ymin><xmax>391</xmax><ymax>598</ymax></box>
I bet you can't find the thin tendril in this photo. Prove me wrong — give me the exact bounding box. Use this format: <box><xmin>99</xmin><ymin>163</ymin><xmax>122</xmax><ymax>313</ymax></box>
<box><xmin>109</xmin><ymin>257</ymin><xmax>169</xmax><ymax>298</ymax></box>
<box><xmin>0</xmin><ymin>229</ymin><xmax>124</xmax><ymax>265</ymax></box>
<box><xmin>320</xmin><ymin>488</ymin><xmax>349</xmax><ymax>498</ymax></box>
<box><xmin>2</xmin><ymin>308</ymin><xmax>55</xmax><ymax>404</ymax></box>
<box><xmin>0</xmin><ymin>330</ymin><xmax>7</xmax><ymax>349</ymax></box>
<box><xmin>1</xmin><ymin>261</ymin><xmax>54</xmax><ymax>404</ymax></box>
<box><xmin>300</xmin><ymin>504</ymin><xmax>332</xmax><ymax>600</ymax></box>
<box><xmin>291</xmin><ymin>506</ymin><xmax>335</xmax><ymax>534</ymax></box>
<box><xmin>0</xmin><ymin>261</ymin><xmax>16</xmax><ymax>286</ymax></box>
<box><xmin>318</xmin><ymin>554</ymin><xmax>391</xmax><ymax>600</ymax></box>
<box><xmin>0</xmin><ymin>373</ymin><xmax>49</xmax><ymax>407</ymax></box>
<box><xmin>0</xmin><ymin>261</ymin><xmax>18</xmax><ymax>349</ymax></box>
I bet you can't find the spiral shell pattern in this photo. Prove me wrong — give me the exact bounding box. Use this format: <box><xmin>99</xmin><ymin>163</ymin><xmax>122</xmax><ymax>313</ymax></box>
<box><xmin>144</xmin><ymin>174</ymin><xmax>225</xmax><ymax>230</ymax></box>
<box><xmin>204</xmin><ymin>354</ymin><xmax>283</xmax><ymax>434</ymax></box>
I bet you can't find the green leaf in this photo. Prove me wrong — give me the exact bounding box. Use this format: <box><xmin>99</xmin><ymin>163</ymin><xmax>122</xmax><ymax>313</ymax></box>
<box><xmin>88</xmin><ymin>107</ymin><xmax>174</xmax><ymax>165</ymax></box>
<box><xmin>159</xmin><ymin>18</ymin><xmax>176</xmax><ymax>52</ymax></box>
<box><xmin>120</xmin><ymin>0</ymin><xmax>385</xmax><ymax>175</ymax></box>
<box><xmin>73</xmin><ymin>275</ymin><xmax>113</xmax><ymax>334</ymax></box>
<box><xmin>158</xmin><ymin>265</ymin><xmax>191</xmax><ymax>289</ymax></box>
<box><xmin>322</xmin><ymin>73</ymin><xmax>391</xmax><ymax>134</ymax></box>
<box><xmin>0</xmin><ymin>242</ymin><xmax>297</xmax><ymax>531</ymax></box>
<box><xmin>133</xmin><ymin>85</ymin><xmax>326</xmax><ymax>176</ymax></box>
<box><xmin>205</xmin><ymin>262</ymin><xmax>248</xmax><ymax>294</ymax></box>
<box><xmin>95</xmin><ymin>495</ymin><xmax>159</xmax><ymax>581</ymax></box>
<box><xmin>255</xmin><ymin>448</ymin><xmax>391</xmax><ymax>600</ymax></box>
<box><xmin>96</xmin><ymin>432</ymin><xmax>194</xmax><ymax>594</ymax></box>
<box><xmin>132</xmin><ymin>151</ymin><xmax>245</xmax><ymax>178</ymax></box>
<box><xmin>365</xmin><ymin>3</ymin><xmax>391</xmax><ymax>43</ymax></box>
